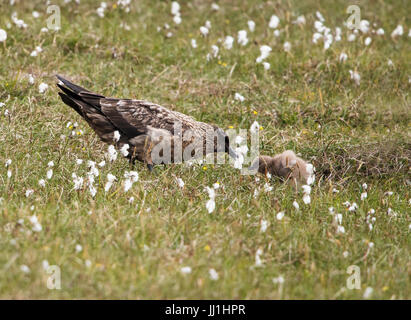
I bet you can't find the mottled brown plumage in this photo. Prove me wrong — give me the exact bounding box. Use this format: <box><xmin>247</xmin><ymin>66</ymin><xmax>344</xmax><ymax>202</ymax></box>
<box><xmin>56</xmin><ymin>75</ymin><xmax>236</xmax><ymax>170</ymax></box>
<box><xmin>253</xmin><ymin>150</ymin><xmax>311</xmax><ymax>186</ymax></box>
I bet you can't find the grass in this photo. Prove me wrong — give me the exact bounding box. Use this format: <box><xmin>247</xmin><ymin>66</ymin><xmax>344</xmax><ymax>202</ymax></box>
<box><xmin>0</xmin><ymin>0</ymin><xmax>410</xmax><ymax>299</ymax></box>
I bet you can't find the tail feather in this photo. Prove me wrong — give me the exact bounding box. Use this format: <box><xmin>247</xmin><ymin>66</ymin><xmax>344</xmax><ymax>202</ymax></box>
<box><xmin>56</xmin><ymin>75</ymin><xmax>125</xmax><ymax>144</ymax></box>
<box><xmin>58</xmin><ymin>92</ymin><xmax>83</xmax><ymax>118</ymax></box>
<box><xmin>56</xmin><ymin>74</ymin><xmax>90</xmax><ymax>94</ymax></box>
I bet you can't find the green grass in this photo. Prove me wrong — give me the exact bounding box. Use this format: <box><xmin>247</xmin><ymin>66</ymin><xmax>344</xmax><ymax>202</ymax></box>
<box><xmin>0</xmin><ymin>0</ymin><xmax>410</xmax><ymax>299</ymax></box>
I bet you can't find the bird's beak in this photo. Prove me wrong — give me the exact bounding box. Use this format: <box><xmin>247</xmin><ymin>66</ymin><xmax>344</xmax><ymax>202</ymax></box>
<box><xmin>147</xmin><ymin>164</ymin><xmax>154</xmax><ymax>172</ymax></box>
<box><xmin>228</xmin><ymin>147</ymin><xmax>239</xmax><ymax>159</ymax></box>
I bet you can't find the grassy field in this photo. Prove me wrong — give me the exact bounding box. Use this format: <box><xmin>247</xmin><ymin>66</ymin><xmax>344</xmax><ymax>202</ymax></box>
<box><xmin>0</xmin><ymin>0</ymin><xmax>410</xmax><ymax>299</ymax></box>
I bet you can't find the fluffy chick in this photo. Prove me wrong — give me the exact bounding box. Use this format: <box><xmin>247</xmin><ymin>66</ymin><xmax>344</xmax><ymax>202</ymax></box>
<box><xmin>253</xmin><ymin>150</ymin><xmax>311</xmax><ymax>185</ymax></box>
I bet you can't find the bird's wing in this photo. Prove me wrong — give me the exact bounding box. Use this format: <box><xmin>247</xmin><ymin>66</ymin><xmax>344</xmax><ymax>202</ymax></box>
<box><xmin>100</xmin><ymin>98</ymin><xmax>196</xmax><ymax>137</ymax></box>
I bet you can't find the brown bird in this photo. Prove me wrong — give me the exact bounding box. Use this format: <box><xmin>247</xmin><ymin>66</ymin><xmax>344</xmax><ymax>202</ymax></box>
<box><xmin>56</xmin><ymin>75</ymin><xmax>237</xmax><ymax>170</ymax></box>
<box><xmin>252</xmin><ymin>150</ymin><xmax>313</xmax><ymax>186</ymax></box>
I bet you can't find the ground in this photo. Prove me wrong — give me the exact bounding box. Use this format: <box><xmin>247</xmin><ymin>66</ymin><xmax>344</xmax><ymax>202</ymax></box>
<box><xmin>0</xmin><ymin>0</ymin><xmax>410</xmax><ymax>299</ymax></box>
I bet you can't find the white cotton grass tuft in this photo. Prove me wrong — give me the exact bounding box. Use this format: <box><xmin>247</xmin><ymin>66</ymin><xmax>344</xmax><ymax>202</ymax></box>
<box><xmin>0</xmin><ymin>29</ymin><xmax>7</xmax><ymax>42</ymax></box>
<box><xmin>107</xmin><ymin>145</ymin><xmax>118</xmax><ymax>162</ymax></box>
<box><xmin>38</xmin><ymin>83</ymin><xmax>49</xmax><ymax>94</ymax></box>
<box><xmin>293</xmin><ymin>200</ymin><xmax>300</xmax><ymax>210</ymax></box>
<box><xmin>205</xmin><ymin>186</ymin><xmax>216</xmax><ymax>213</ymax></box>
<box><xmin>200</xmin><ymin>26</ymin><xmax>209</xmax><ymax>36</ymax></box>
<box><xmin>349</xmin><ymin>70</ymin><xmax>361</xmax><ymax>86</ymax></box>
<box><xmin>347</xmin><ymin>33</ymin><xmax>356</xmax><ymax>42</ymax></box>
<box><xmin>209</xmin><ymin>268</ymin><xmax>219</xmax><ymax>280</ymax></box>
<box><xmin>247</xmin><ymin>20</ymin><xmax>255</xmax><ymax>32</ymax></box>
<box><xmin>339</xmin><ymin>52</ymin><xmax>348</xmax><ymax>62</ymax></box>
<box><xmin>191</xmin><ymin>39</ymin><xmax>197</xmax><ymax>48</ymax></box>
<box><xmin>104</xmin><ymin>173</ymin><xmax>116</xmax><ymax>192</ymax></box>
<box><xmin>120</xmin><ymin>144</ymin><xmax>130</xmax><ymax>157</ymax></box>
<box><xmin>237</xmin><ymin>30</ymin><xmax>248</xmax><ymax>46</ymax></box>
<box><xmin>180</xmin><ymin>266</ymin><xmax>192</xmax><ymax>274</ymax></box>
<box><xmin>20</xmin><ymin>265</ymin><xmax>31</xmax><ymax>273</ymax></box>
<box><xmin>211</xmin><ymin>3</ymin><xmax>220</xmax><ymax>11</ymax></box>
<box><xmin>29</xmin><ymin>215</ymin><xmax>42</xmax><ymax>232</ymax></box>
<box><xmin>391</xmin><ymin>25</ymin><xmax>403</xmax><ymax>38</ymax></box>
<box><xmin>260</xmin><ymin>220</ymin><xmax>268</xmax><ymax>233</ymax></box>
<box><xmin>276</xmin><ymin>211</ymin><xmax>285</xmax><ymax>220</ymax></box>
<box><xmin>255</xmin><ymin>248</ymin><xmax>263</xmax><ymax>267</ymax></box>
<box><xmin>363</xmin><ymin>287</ymin><xmax>373</xmax><ymax>299</ymax></box>
<box><xmin>46</xmin><ymin>169</ymin><xmax>53</xmax><ymax>180</ymax></box>
<box><xmin>113</xmin><ymin>130</ymin><xmax>120</xmax><ymax>142</ymax></box>
<box><xmin>283</xmin><ymin>41</ymin><xmax>291</xmax><ymax>52</ymax></box>
<box><xmin>72</xmin><ymin>173</ymin><xmax>84</xmax><ymax>190</ymax></box>
<box><xmin>364</xmin><ymin>37</ymin><xmax>372</xmax><ymax>46</ymax></box>
<box><xmin>256</xmin><ymin>45</ymin><xmax>271</xmax><ymax>63</ymax></box>
<box><xmin>177</xmin><ymin>178</ymin><xmax>185</xmax><ymax>188</ymax></box>
<box><xmin>269</xmin><ymin>15</ymin><xmax>280</xmax><ymax>29</ymax></box>
<box><xmin>234</xmin><ymin>92</ymin><xmax>245</xmax><ymax>102</ymax></box>
<box><xmin>376</xmin><ymin>28</ymin><xmax>385</xmax><ymax>36</ymax></box>
<box><xmin>293</xmin><ymin>15</ymin><xmax>306</xmax><ymax>26</ymax></box>
<box><xmin>223</xmin><ymin>36</ymin><xmax>234</xmax><ymax>50</ymax></box>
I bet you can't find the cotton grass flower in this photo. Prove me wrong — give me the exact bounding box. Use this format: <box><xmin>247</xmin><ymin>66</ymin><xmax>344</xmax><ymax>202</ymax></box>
<box><xmin>25</xmin><ymin>189</ymin><xmax>34</xmax><ymax>198</ymax></box>
<box><xmin>364</xmin><ymin>37</ymin><xmax>372</xmax><ymax>46</ymax></box>
<box><xmin>293</xmin><ymin>15</ymin><xmax>306</xmax><ymax>26</ymax></box>
<box><xmin>223</xmin><ymin>36</ymin><xmax>234</xmax><ymax>50</ymax></box>
<box><xmin>363</xmin><ymin>287</ymin><xmax>373</xmax><ymax>299</ymax></box>
<box><xmin>177</xmin><ymin>178</ymin><xmax>185</xmax><ymax>188</ymax></box>
<box><xmin>107</xmin><ymin>145</ymin><xmax>118</xmax><ymax>162</ymax></box>
<box><xmin>276</xmin><ymin>211</ymin><xmax>284</xmax><ymax>220</ymax></box>
<box><xmin>209</xmin><ymin>268</ymin><xmax>219</xmax><ymax>280</ymax></box>
<box><xmin>256</xmin><ymin>45</ymin><xmax>271</xmax><ymax>63</ymax></box>
<box><xmin>376</xmin><ymin>28</ymin><xmax>385</xmax><ymax>35</ymax></box>
<box><xmin>237</xmin><ymin>30</ymin><xmax>248</xmax><ymax>46</ymax></box>
<box><xmin>391</xmin><ymin>25</ymin><xmax>403</xmax><ymax>38</ymax></box>
<box><xmin>234</xmin><ymin>92</ymin><xmax>245</xmax><ymax>102</ymax></box>
<box><xmin>38</xmin><ymin>83</ymin><xmax>49</xmax><ymax>93</ymax></box>
<box><xmin>191</xmin><ymin>39</ymin><xmax>197</xmax><ymax>48</ymax></box>
<box><xmin>5</xmin><ymin>159</ymin><xmax>12</xmax><ymax>167</ymax></box>
<box><xmin>283</xmin><ymin>41</ymin><xmax>291</xmax><ymax>52</ymax></box>
<box><xmin>29</xmin><ymin>215</ymin><xmax>42</xmax><ymax>232</ymax></box>
<box><xmin>361</xmin><ymin>192</ymin><xmax>367</xmax><ymax>200</ymax></box>
<box><xmin>312</xmin><ymin>33</ymin><xmax>322</xmax><ymax>44</ymax></box>
<box><xmin>293</xmin><ymin>200</ymin><xmax>300</xmax><ymax>210</ymax></box>
<box><xmin>171</xmin><ymin>2</ymin><xmax>180</xmax><ymax>16</ymax></box>
<box><xmin>247</xmin><ymin>20</ymin><xmax>255</xmax><ymax>32</ymax></box>
<box><xmin>38</xmin><ymin>179</ymin><xmax>46</xmax><ymax>187</ymax></box>
<box><xmin>75</xmin><ymin>244</ymin><xmax>83</xmax><ymax>253</ymax></box>
<box><xmin>349</xmin><ymin>70</ymin><xmax>361</xmax><ymax>86</ymax></box>
<box><xmin>113</xmin><ymin>130</ymin><xmax>120</xmax><ymax>142</ymax></box>
<box><xmin>20</xmin><ymin>265</ymin><xmax>30</xmax><ymax>273</ymax></box>
<box><xmin>120</xmin><ymin>144</ymin><xmax>129</xmax><ymax>157</ymax></box>
<box><xmin>339</xmin><ymin>52</ymin><xmax>348</xmax><ymax>62</ymax></box>
<box><xmin>200</xmin><ymin>26</ymin><xmax>209</xmax><ymax>36</ymax></box>
<box><xmin>262</xmin><ymin>62</ymin><xmax>270</xmax><ymax>70</ymax></box>
<box><xmin>72</xmin><ymin>173</ymin><xmax>84</xmax><ymax>190</ymax></box>
<box><xmin>260</xmin><ymin>220</ymin><xmax>268</xmax><ymax>233</ymax></box>
<box><xmin>255</xmin><ymin>248</ymin><xmax>263</xmax><ymax>266</ymax></box>
<box><xmin>0</xmin><ymin>29</ymin><xmax>7</xmax><ymax>42</ymax></box>
<box><xmin>180</xmin><ymin>266</ymin><xmax>192</xmax><ymax>274</ymax></box>
<box><xmin>347</xmin><ymin>34</ymin><xmax>356</xmax><ymax>42</ymax></box>
<box><xmin>104</xmin><ymin>173</ymin><xmax>116</xmax><ymax>192</ymax></box>
<box><xmin>211</xmin><ymin>45</ymin><xmax>219</xmax><ymax>58</ymax></box>
<box><xmin>269</xmin><ymin>15</ymin><xmax>280</xmax><ymax>29</ymax></box>
<box><xmin>336</xmin><ymin>225</ymin><xmax>345</xmax><ymax>234</ymax></box>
